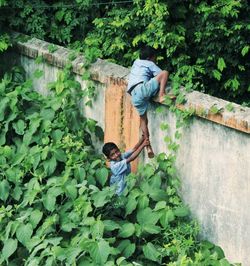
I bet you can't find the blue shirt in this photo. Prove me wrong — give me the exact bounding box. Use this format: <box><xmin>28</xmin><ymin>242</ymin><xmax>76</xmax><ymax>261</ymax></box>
<box><xmin>110</xmin><ymin>150</ymin><xmax>133</xmax><ymax>195</ymax></box>
<box><xmin>127</xmin><ymin>59</ymin><xmax>162</xmax><ymax>92</ymax></box>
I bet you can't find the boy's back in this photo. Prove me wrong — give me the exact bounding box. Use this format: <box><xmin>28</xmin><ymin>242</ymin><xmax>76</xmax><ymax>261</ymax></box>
<box><xmin>127</xmin><ymin>59</ymin><xmax>162</xmax><ymax>94</ymax></box>
<box><xmin>110</xmin><ymin>150</ymin><xmax>133</xmax><ymax>195</ymax></box>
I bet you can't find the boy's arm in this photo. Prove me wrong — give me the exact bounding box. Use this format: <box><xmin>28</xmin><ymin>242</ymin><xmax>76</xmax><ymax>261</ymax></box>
<box><xmin>131</xmin><ymin>136</ymin><xmax>145</xmax><ymax>152</ymax></box>
<box><xmin>126</xmin><ymin>138</ymin><xmax>149</xmax><ymax>163</ymax></box>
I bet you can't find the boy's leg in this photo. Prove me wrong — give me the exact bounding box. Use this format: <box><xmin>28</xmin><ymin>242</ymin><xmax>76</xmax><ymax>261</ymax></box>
<box><xmin>155</xmin><ymin>70</ymin><xmax>168</xmax><ymax>99</ymax></box>
<box><xmin>140</xmin><ymin>113</ymin><xmax>154</xmax><ymax>158</ymax></box>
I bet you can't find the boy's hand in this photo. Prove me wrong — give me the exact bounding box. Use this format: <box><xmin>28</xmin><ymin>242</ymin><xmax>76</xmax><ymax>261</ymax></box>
<box><xmin>143</xmin><ymin>138</ymin><xmax>150</xmax><ymax>146</ymax></box>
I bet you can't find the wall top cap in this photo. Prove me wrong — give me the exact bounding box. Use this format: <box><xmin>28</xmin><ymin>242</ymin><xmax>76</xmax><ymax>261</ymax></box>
<box><xmin>11</xmin><ymin>32</ymin><xmax>250</xmax><ymax>134</ymax></box>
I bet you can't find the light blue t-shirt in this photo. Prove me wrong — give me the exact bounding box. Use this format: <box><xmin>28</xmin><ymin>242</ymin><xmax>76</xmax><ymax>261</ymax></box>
<box><xmin>110</xmin><ymin>150</ymin><xmax>133</xmax><ymax>195</ymax></box>
<box><xmin>127</xmin><ymin>59</ymin><xmax>162</xmax><ymax>92</ymax></box>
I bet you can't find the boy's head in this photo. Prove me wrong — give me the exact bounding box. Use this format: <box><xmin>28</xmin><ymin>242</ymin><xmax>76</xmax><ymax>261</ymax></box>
<box><xmin>140</xmin><ymin>46</ymin><xmax>157</xmax><ymax>62</ymax></box>
<box><xmin>102</xmin><ymin>142</ymin><xmax>121</xmax><ymax>161</ymax></box>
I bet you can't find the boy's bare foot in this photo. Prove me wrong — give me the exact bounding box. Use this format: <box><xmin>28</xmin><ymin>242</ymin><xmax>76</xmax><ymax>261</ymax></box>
<box><xmin>159</xmin><ymin>94</ymin><xmax>166</xmax><ymax>103</ymax></box>
<box><xmin>146</xmin><ymin>145</ymin><xmax>155</xmax><ymax>158</ymax></box>
<box><xmin>153</xmin><ymin>94</ymin><xmax>166</xmax><ymax>103</ymax></box>
<box><xmin>154</xmin><ymin>93</ymin><xmax>176</xmax><ymax>103</ymax></box>
<box><xmin>167</xmin><ymin>93</ymin><xmax>177</xmax><ymax>100</ymax></box>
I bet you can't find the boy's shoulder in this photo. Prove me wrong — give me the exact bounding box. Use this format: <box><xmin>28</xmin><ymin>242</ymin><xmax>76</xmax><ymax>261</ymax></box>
<box><xmin>133</xmin><ymin>59</ymin><xmax>157</xmax><ymax>69</ymax></box>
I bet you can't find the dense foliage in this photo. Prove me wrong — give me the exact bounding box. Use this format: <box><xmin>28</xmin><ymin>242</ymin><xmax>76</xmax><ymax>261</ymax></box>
<box><xmin>0</xmin><ymin>67</ymin><xmax>236</xmax><ymax>265</ymax></box>
<box><xmin>0</xmin><ymin>0</ymin><xmax>249</xmax><ymax>104</ymax></box>
<box><xmin>0</xmin><ymin>1</ymin><xmax>246</xmax><ymax>265</ymax></box>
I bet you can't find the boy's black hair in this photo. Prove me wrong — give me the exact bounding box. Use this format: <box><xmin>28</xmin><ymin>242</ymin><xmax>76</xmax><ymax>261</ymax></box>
<box><xmin>102</xmin><ymin>142</ymin><xmax>118</xmax><ymax>158</ymax></box>
<box><xmin>140</xmin><ymin>46</ymin><xmax>157</xmax><ymax>60</ymax></box>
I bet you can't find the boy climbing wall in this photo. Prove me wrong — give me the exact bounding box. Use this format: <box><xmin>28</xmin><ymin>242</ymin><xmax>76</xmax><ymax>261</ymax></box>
<box><xmin>127</xmin><ymin>46</ymin><xmax>170</xmax><ymax>158</ymax></box>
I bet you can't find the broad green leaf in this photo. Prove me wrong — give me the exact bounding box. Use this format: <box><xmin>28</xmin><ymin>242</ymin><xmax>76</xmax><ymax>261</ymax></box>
<box><xmin>160</xmin><ymin>209</ymin><xmax>175</xmax><ymax>227</ymax></box>
<box><xmin>142</xmin><ymin>242</ymin><xmax>161</xmax><ymax>262</ymax></box>
<box><xmin>49</xmin><ymin>97</ymin><xmax>62</xmax><ymax>111</ymax></box>
<box><xmin>103</xmin><ymin>220</ymin><xmax>120</xmax><ymax>231</ymax></box>
<box><xmin>137</xmin><ymin>195</ymin><xmax>149</xmax><ymax>209</ymax></box>
<box><xmin>43</xmin><ymin>156</ymin><xmax>57</xmax><ymax>176</ymax></box>
<box><xmin>54</xmin><ymin>149</ymin><xmax>67</xmax><ymax>162</ymax></box>
<box><xmin>55</xmin><ymin>9</ymin><xmax>64</xmax><ymax>21</ymax></box>
<box><xmin>117</xmin><ymin>240</ymin><xmax>135</xmax><ymax>258</ymax></box>
<box><xmin>2</xmin><ymin>238</ymin><xmax>17</xmax><ymax>260</ymax></box>
<box><xmin>51</xmin><ymin>129</ymin><xmax>64</xmax><ymax>141</ymax></box>
<box><xmin>0</xmin><ymin>179</ymin><xmax>10</xmax><ymax>201</ymax></box>
<box><xmin>16</xmin><ymin>223</ymin><xmax>33</xmax><ymax>246</ymax></box>
<box><xmin>96</xmin><ymin>167</ymin><xmax>109</xmax><ymax>186</ymax></box>
<box><xmin>214</xmin><ymin>245</ymin><xmax>225</xmax><ymax>259</ymax></box>
<box><xmin>154</xmin><ymin>201</ymin><xmax>166</xmax><ymax>211</ymax></box>
<box><xmin>30</xmin><ymin>210</ymin><xmax>43</xmax><ymax>229</ymax></box>
<box><xmin>0</xmin><ymin>97</ymin><xmax>9</xmax><ymax>121</ymax></box>
<box><xmin>28</xmin><ymin>242</ymin><xmax>48</xmax><ymax>261</ymax></box>
<box><xmin>150</xmin><ymin>174</ymin><xmax>162</xmax><ymax>189</ymax></box>
<box><xmin>13</xmin><ymin>119</ymin><xmax>26</xmax><ymax>135</ymax></box>
<box><xmin>149</xmin><ymin>188</ymin><xmax>167</xmax><ymax>201</ymax></box>
<box><xmin>29</xmin><ymin>118</ymin><xmax>41</xmax><ymax>134</ymax></box>
<box><xmin>118</xmin><ymin>223</ymin><xmax>135</xmax><ymax>238</ymax></box>
<box><xmin>65</xmin><ymin>182</ymin><xmax>78</xmax><ymax>200</ymax></box>
<box><xmin>45</xmin><ymin>256</ymin><xmax>54</xmax><ymax>266</ymax></box>
<box><xmin>74</xmin><ymin>166</ymin><xmax>86</xmax><ymax>182</ymax></box>
<box><xmin>36</xmin><ymin>214</ymin><xmax>58</xmax><ymax>237</ymax></box>
<box><xmin>174</xmin><ymin>206</ymin><xmax>190</xmax><ymax>217</ymax></box>
<box><xmin>219</xmin><ymin>258</ymin><xmax>231</xmax><ymax>266</ymax></box>
<box><xmin>125</xmin><ymin>196</ymin><xmax>137</xmax><ymax>216</ymax></box>
<box><xmin>41</xmin><ymin>108</ymin><xmax>55</xmax><ymax>121</ymax></box>
<box><xmin>90</xmin><ymin>159</ymin><xmax>102</xmax><ymax>169</ymax></box>
<box><xmin>12</xmin><ymin>185</ymin><xmax>22</xmax><ymax>201</ymax></box>
<box><xmin>0</xmin><ymin>123</ymin><xmax>8</xmax><ymax>145</ymax></box>
<box><xmin>137</xmin><ymin>207</ymin><xmax>160</xmax><ymax>226</ymax></box>
<box><xmin>61</xmin><ymin>222</ymin><xmax>75</xmax><ymax>232</ymax></box>
<box><xmin>32</xmin><ymin>153</ymin><xmax>41</xmax><ymax>169</ymax></box>
<box><xmin>89</xmin><ymin>239</ymin><xmax>110</xmax><ymax>265</ymax></box>
<box><xmin>92</xmin><ymin>220</ymin><xmax>104</xmax><ymax>238</ymax></box>
<box><xmin>65</xmin><ymin>247</ymin><xmax>82</xmax><ymax>264</ymax></box>
<box><xmin>3</xmin><ymin>145</ymin><xmax>12</xmax><ymax>158</ymax></box>
<box><xmin>6</xmin><ymin>167</ymin><xmax>23</xmax><ymax>184</ymax></box>
<box><xmin>11</xmin><ymin>151</ymin><xmax>26</xmax><ymax>166</ymax></box>
<box><xmin>48</xmin><ymin>186</ymin><xmax>63</xmax><ymax>197</ymax></box>
<box><xmin>52</xmin><ymin>246</ymin><xmax>66</xmax><ymax>261</ymax></box>
<box><xmin>77</xmin><ymin>258</ymin><xmax>95</xmax><ymax>266</ymax></box>
<box><xmin>217</xmin><ymin>57</ymin><xmax>226</xmax><ymax>72</ymax></box>
<box><xmin>43</xmin><ymin>193</ymin><xmax>56</xmax><ymax>212</ymax></box>
<box><xmin>143</xmin><ymin>224</ymin><xmax>161</xmax><ymax>234</ymax></box>
<box><xmin>91</xmin><ymin>188</ymin><xmax>111</xmax><ymax>208</ymax></box>
<box><xmin>241</xmin><ymin>45</ymin><xmax>249</xmax><ymax>56</ymax></box>
<box><xmin>116</xmin><ymin>257</ymin><xmax>127</xmax><ymax>265</ymax></box>
<box><xmin>26</xmin><ymin>236</ymin><xmax>43</xmax><ymax>251</ymax></box>
<box><xmin>141</xmin><ymin>182</ymin><xmax>151</xmax><ymax>194</ymax></box>
<box><xmin>212</xmin><ymin>70</ymin><xmax>222</xmax><ymax>80</ymax></box>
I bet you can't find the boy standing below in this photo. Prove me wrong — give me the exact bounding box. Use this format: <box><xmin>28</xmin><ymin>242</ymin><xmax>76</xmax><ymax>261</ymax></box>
<box><xmin>127</xmin><ymin>46</ymin><xmax>170</xmax><ymax>158</ymax></box>
<box><xmin>102</xmin><ymin>137</ymin><xmax>149</xmax><ymax>195</ymax></box>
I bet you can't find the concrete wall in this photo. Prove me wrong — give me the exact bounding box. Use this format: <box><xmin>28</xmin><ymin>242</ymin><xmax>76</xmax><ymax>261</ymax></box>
<box><xmin>9</xmin><ymin>33</ymin><xmax>250</xmax><ymax>265</ymax></box>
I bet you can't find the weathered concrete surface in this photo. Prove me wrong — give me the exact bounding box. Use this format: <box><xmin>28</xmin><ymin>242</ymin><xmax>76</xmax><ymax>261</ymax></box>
<box><xmin>176</xmin><ymin>121</ymin><xmax>250</xmax><ymax>265</ymax></box>
<box><xmin>147</xmin><ymin>106</ymin><xmax>249</xmax><ymax>265</ymax></box>
<box><xmin>177</xmin><ymin>90</ymin><xmax>250</xmax><ymax>133</ymax></box>
<box><xmin>8</xmin><ymin>34</ymin><xmax>250</xmax><ymax>265</ymax></box>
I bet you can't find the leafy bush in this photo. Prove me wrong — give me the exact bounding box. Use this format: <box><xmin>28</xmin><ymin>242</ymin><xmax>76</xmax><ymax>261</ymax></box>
<box><xmin>0</xmin><ymin>67</ymin><xmax>235</xmax><ymax>265</ymax></box>
<box><xmin>1</xmin><ymin>0</ymin><xmax>249</xmax><ymax>103</ymax></box>
<box><xmin>83</xmin><ymin>0</ymin><xmax>250</xmax><ymax>104</ymax></box>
